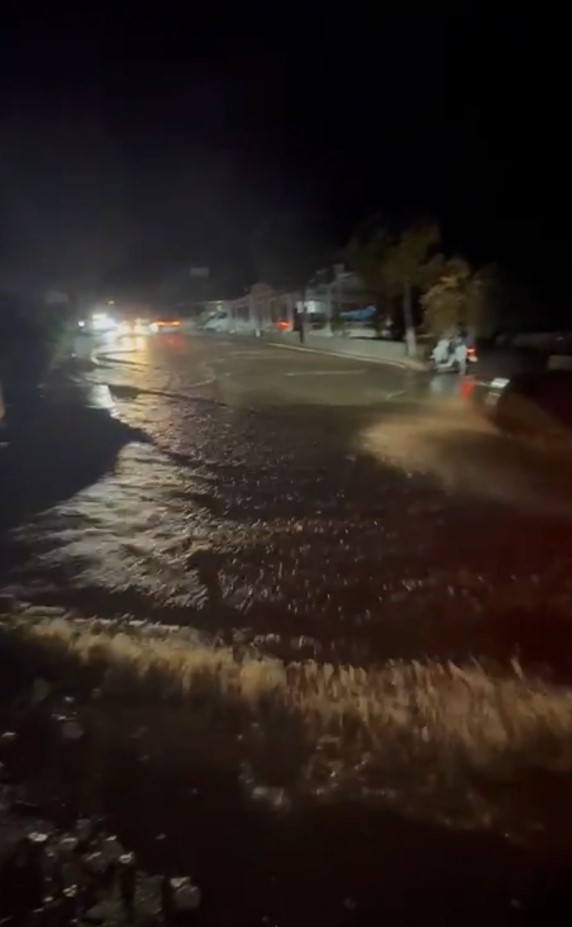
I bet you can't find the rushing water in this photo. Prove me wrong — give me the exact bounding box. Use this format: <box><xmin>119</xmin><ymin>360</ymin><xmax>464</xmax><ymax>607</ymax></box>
<box><xmin>2</xmin><ymin>334</ymin><xmax>572</xmax><ymax>675</ymax></box>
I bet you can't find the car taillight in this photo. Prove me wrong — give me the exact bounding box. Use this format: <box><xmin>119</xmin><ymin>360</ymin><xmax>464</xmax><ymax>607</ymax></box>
<box><xmin>459</xmin><ymin>378</ymin><xmax>476</xmax><ymax>400</ymax></box>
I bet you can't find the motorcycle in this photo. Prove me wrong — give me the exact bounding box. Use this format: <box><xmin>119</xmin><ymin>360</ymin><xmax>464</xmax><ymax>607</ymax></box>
<box><xmin>430</xmin><ymin>338</ymin><xmax>477</xmax><ymax>373</ymax></box>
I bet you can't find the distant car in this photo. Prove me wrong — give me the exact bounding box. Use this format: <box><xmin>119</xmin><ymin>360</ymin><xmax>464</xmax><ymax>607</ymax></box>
<box><xmin>149</xmin><ymin>318</ymin><xmax>182</xmax><ymax>334</ymax></box>
<box><xmin>117</xmin><ymin>317</ymin><xmax>151</xmax><ymax>335</ymax></box>
<box><xmin>203</xmin><ymin>310</ymin><xmax>229</xmax><ymax>332</ymax></box>
<box><xmin>78</xmin><ymin>312</ymin><xmax>118</xmax><ymax>334</ymax></box>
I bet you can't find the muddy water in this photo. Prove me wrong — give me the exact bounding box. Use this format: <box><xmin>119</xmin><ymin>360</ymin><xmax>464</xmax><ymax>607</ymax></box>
<box><xmin>3</xmin><ymin>335</ymin><xmax>572</xmax><ymax>673</ymax></box>
<box><xmin>3</xmin><ymin>336</ymin><xmax>572</xmax><ymax>924</ymax></box>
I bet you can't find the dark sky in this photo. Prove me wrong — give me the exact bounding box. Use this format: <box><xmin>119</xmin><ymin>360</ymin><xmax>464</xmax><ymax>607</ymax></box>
<box><xmin>0</xmin><ymin>8</ymin><xmax>568</xmax><ymax>303</ymax></box>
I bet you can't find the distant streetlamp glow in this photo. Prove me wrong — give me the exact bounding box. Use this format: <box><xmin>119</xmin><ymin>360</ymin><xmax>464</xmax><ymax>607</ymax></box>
<box><xmin>91</xmin><ymin>312</ymin><xmax>117</xmax><ymax>332</ymax></box>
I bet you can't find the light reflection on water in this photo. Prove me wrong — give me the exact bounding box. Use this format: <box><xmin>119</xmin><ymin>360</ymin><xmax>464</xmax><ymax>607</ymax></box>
<box><xmin>4</xmin><ymin>341</ymin><xmax>572</xmax><ymax>677</ymax></box>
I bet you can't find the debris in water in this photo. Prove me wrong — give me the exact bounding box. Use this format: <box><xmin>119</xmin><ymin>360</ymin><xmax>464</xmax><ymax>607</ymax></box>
<box><xmin>27</xmin><ymin>831</ymin><xmax>49</xmax><ymax>846</ymax></box>
<box><xmin>118</xmin><ymin>852</ymin><xmax>137</xmax><ymax>919</ymax></box>
<box><xmin>169</xmin><ymin>876</ymin><xmax>201</xmax><ymax>911</ymax></box>
<box><xmin>84</xmin><ymin>851</ymin><xmax>108</xmax><ymax>875</ymax></box>
<box><xmin>61</xmin><ymin>885</ymin><xmax>79</xmax><ymax>921</ymax></box>
<box><xmin>57</xmin><ymin>835</ymin><xmax>79</xmax><ymax>857</ymax></box>
<box><xmin>0</xmin><ymin>731</ymin><xmax>18</xmax><ymax>746</ymax></box>
<box><xmin>52</xmin><ymin>714</ymin><xmax>84</xmax><ymax>741</ymax></box>
<box><xmin>75</xmin><ymin>816</ymin><xmax>92</xmax><ymax>843</ymax></box>
<box><xmin>101</xmin><ymin>834</ymin><xmax>124</xmax><ymax>864</ymax></box>
<box><xmin>250</xmin><ymin>785</ymin><xmax>291</xmax><ymax>811</ymax></box>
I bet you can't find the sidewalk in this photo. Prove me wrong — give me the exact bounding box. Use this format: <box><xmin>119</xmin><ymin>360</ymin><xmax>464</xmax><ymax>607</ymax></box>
<box><xmin>252</xmin><ymin>330</ymin><xmax>429</xmax><ymax>371</ymax></box>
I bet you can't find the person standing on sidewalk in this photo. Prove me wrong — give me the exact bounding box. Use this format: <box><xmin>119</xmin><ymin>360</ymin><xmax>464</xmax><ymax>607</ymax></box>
<box><xmin>293</xmin><ymin>306</ymin><xmax>305</xmax><ymax>344</ymax></box>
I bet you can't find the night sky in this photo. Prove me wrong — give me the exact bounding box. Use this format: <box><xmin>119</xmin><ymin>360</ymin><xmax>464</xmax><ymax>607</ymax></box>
<box><xmin>0</xmin><ymin>9</ymin><xmax>568</xmax><ymax>306</ymax></box>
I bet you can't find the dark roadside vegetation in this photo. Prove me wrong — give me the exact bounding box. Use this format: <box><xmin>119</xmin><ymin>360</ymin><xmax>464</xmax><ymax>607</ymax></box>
<box><xmin>0</xmin><ymin>294</ymin><xmax>73</xmax><ymax>412</ymax></box>
<box><xmin>3</xmin><ymin>346</ymin><xmax>572</xmax><ymax>925</ymax></box>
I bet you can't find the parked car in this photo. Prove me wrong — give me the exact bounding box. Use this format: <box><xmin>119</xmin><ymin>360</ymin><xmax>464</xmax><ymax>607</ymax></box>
<box><xmin>203</xmin><ymin>310</ymin><xmax>229</xmax><ymax>333</ymax></box>
<box><xmin>473</xmin><ymin>369</ymin><xmax>572</xmax><ymax>449</ymax></box>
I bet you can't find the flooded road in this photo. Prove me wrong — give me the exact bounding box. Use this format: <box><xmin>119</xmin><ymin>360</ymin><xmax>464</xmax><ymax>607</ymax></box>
<box><xmin>4</xmin><ymin>333</ymin><xmax>572</xmax><ymax>924</ymax></box>
<box><xmin>3</xmin><ymin>332</ymin><xmax>572</xmax><ymax>673</ymax></box>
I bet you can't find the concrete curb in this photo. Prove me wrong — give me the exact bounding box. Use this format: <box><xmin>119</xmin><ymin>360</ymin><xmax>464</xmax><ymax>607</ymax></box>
<box><xmin>259</xmin><ymin>337</ymin><xmax>428</xmax><ymax>372</ymax></box>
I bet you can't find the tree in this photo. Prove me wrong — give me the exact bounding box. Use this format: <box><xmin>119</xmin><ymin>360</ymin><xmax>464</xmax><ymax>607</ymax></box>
<box><xmin>421</xmin><ymin>261</ymin><xmax>500</xmax><ymax>338</ymax></box>
<box><xmin>348</xmin><ymin>222</ymin><xmax>442</xmax><ymax>356</ymax></box>
<box><xmin>380</xmin><ymin>224</ymin><xmax>441</xmax><ymax>356</ymax></box>
<box><xmin>421</xmin><ymin>257</ymin><xmax>471</xmax><ymax>335</ymax></box>
<box><xmin>0</xmin><ymin>291</ymin><xmax>73</xmax><ymax>400</ymax></box>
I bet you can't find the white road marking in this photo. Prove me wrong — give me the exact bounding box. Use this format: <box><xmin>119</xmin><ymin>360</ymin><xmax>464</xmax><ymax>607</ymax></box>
<box><xmin>93</xmin><ymin>348</ymin><xmax>216</xmax><ymax>390</ymax></box>
<box><xmin>187</xmin><ymin>370</ymin><xmax>216</xmax><ymax>388</ymax></box>
<box><xmin>264</xmin><ymin>341</ymin><xmax>409</xmax><ymax>369</ymax></box>
<box><xmin>284</xmin><ymin>369</ymin><xmax>366</xmax><ymax>377</ymax></box>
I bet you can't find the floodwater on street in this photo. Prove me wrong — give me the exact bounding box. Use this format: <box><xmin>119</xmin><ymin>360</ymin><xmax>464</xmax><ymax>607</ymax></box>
<box><xmin>2</xmin><ymin>332</ymin><xmax>572</xmax><ymax>672</ymax></box>
<box><xmin>4</xmin><ymin>333</ymin><xmax>572</xmax><ymax>925</ymax></box>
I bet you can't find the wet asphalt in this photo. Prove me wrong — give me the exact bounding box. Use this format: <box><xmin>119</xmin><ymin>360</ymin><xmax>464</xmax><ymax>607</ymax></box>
<box><xmin>2</xmin><ymin>331</ymin><xmax>572</xmax><ymax>673</ymax></box>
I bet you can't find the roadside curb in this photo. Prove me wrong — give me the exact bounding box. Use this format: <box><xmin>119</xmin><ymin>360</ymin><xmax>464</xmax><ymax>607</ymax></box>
<box><xmin>260</xmin><ymin>337</ymin><xmax>428</xmax><ymax>372</ymax></box>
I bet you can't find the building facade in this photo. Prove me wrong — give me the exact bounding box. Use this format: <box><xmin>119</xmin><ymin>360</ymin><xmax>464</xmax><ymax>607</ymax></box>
<box><xmin>200</xmin><ymin>267</ymin><xmax>375</xmax><ymax>334</ymax></box>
